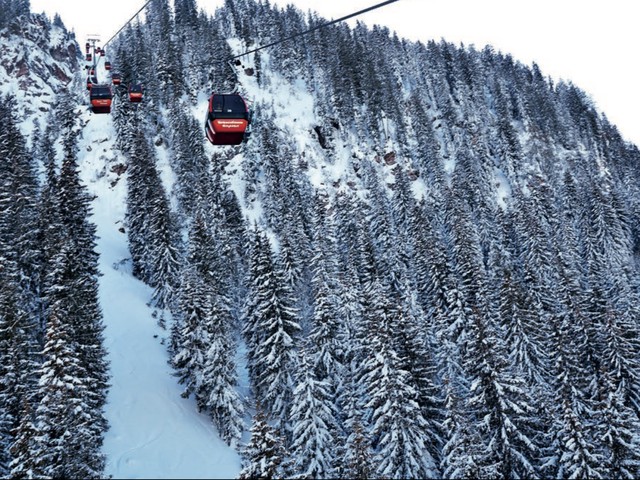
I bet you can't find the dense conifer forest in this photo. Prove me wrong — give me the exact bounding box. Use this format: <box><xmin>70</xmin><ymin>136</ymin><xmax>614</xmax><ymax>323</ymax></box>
<box><xmin>2</xmin><ymin>0</ymin><xmax>640</xmax><ymax>477</ymax></box>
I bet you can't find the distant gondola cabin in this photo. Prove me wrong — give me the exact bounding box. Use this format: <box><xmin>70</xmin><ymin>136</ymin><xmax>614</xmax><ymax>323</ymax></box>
<box><xmin>111</xmin><ymin>73</ymin><xmax>121</xmax><ymax>85</ymax></box>
<box><xmin>105</xmin><ymin>61</ymin><xmax>111</xmax><ymax>71</ymax></box>
<box><xmin>204</xmin><ymin>93</ymin><xmax>250</xmax><ymax>146</ymax></box>
<box><xmin>128</xmin><ymin>83</ymin><xmax>143</xmax><ymax>103</ymax></box>
<box><xmin>90</xmin><ymin>85</ymin><xmax>112</xmax><ymax>114</ymax></box>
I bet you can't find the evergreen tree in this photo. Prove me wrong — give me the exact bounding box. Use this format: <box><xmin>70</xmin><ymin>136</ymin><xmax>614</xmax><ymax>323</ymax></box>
<box><xmin>243</xmin><ymin>229</ymin><xmax>300</xmax><ymax>427</ymax></box>
<box><xmin>174</xmin><ymin>0</ymin><xmax>198</xmax><ymax>29</ymax></box>
<box><xmin>494</xmin><ymin>216</ymin><xmax>549</xmax><ymax>385</ymax></box>
<box><xmin>392</xmin><ymin>286</ymin><xmax>443</xmax><ymax>463</ymax></box>
<box><xmin>172</xmin><ymin>265</ymin><xmax>210</xmax><ymax>401</ymax></box>
<box><xmin>339</xmin><ymin>360</ymin><xmax>375</xmax><ymax>480</ymax></box>
<box><xmin>36</xmin><ymin>124</ymin><xmax>64</xmax><ymax>314</ymax></box>
<box><xmin>463</xmin><ymin>309</ymin><xmax>541</xmax><ymax>478</ymax></box>
<box><xmin>544</xmin><ymin>310</ymin><xmax>606</xmax><ymax>479</ymax></box>
<box><xmin>307</xmin><ymin>197</ymin><xmax>341</xmax><ymax>384</ymax></box>
<box><xmin>440</xmin><ymin>375</ymin><xmax>486</xmax><ymax>479</ymax></box>
<box><xmin>169</xmin><ymin>111</ymin><xmax>210</xmax><ymax>217</ymax></box>
<box><xmin>598</xmin><ymin>365</ymin><xmax>640</xmax><ymax>479</ymax></box>
<box><xmin>592</xmin><ymin>293</ymin><xmax>640</xmax><ymax>478</ymax></box>
<box><xmin>0</xmin><ymin>256</ymin><xmax>39</xmax><ymax>476</ymax></box>
<box><xmin>0</xmin><ymin>95</ymin><xmax>40</xmax><ymax>303</ymax></box>
<box><xmin>239</xmin><ymin>406</ymin><xmax>289</xmax><ymax>480</ymax></box>
<box><xmin>0</xmin><ymin>0</ymin><xmax>30</xmax><ymax>26</ymax></box>
<box><xmin>288</xmin><ymin>349</ymin><xmax>336</xmax><ymax>479</ymax></box>
<box><xmin>53</xmin><ymin>92</ymin><xmax>109</xmax><ymax>437</ymax></box>
<box><xmin>146</xmin><ymin>0</ymin><xmax>183</xmax><ymax>100</ymax></box>
<box><xmin>124</xmin><ymin>127</ymin><xmax>180</xmax><ymax>316</ymax></box>
<box><xmin>148</xmin><ymin>189</ymin><xmax>181</xmax><ymax>315</ymax></box>
<box><xmin>360</xmin><ymin>292</ymin><xmax>440</xmax><ymax>479</ymax></box>
<box><xmin>200</xmin><ymin>295</ymin><xmax>245</xmax><ymax>447</ymax></box>
<box><xmin>0</xmin><ymin>96</ymin><xmax>41</xmax><ymax>472</ymax></box>
<box><xmin>52</xmin><ymin>13</ymin><xmax>64</xmax><ymax>29</ymax></box>
<box><xmin>29</xmin><ymin>301</ymin><xmax>105</xmax><ymax>478</ymax></box>
<box><xmin>8</xmin><ymin>399</ymin><xmax>37</xmax><ymax>478</ymax></box>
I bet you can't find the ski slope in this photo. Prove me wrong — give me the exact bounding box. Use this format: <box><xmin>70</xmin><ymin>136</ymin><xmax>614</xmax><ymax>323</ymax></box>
<box><xmin>78</xmin><ymin>106</ymin><xmax>241</xmax><ymax>479</ymax></box>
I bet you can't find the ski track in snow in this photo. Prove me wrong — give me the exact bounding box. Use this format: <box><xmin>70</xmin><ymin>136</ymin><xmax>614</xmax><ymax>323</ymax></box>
<box><xmin>78</xmin><ymin>100</ymin><xmax>240</xmax><ymax>479</ymax></box>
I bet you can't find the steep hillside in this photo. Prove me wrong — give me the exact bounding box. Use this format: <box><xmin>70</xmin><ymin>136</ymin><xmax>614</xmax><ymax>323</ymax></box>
<box><xmin>106</xmin><ymin>1</ymin><xmax>640</xmax><ymax>478</ymax></box>
<box><xmin>0</xmin><ymin>12</ymin><xmax>78</xmax><ymax>138</ymax></box>
<box><xmin>0</xmin><ymin>9</ymin><xmax>240</xmax><ymax>479</ymax></box>
<box><xmin>2</xmin><ymin>0</ymin><xmax>640</xmax><ymax>479</ymax></box>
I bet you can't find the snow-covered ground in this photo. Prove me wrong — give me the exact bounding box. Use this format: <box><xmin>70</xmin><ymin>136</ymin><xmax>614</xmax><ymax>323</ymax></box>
<box><xmin>78</xmin><ymin>104</ymin><xmax>241</xmax><ymax>479</ymax></box>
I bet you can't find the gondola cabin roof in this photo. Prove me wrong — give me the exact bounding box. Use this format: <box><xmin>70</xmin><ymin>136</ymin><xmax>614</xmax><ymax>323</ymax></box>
<box><xmin>90</xmin><ymin>84</ymin><xmax>112</xmax><ymax>98</ymax></box>
<box><xmin>207</xmin><ymin>94</ymin><xmax>249</xmax><ymax>120</ymax></box>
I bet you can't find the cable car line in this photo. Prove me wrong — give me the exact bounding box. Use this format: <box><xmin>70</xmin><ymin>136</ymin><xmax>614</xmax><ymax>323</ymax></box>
<box><xmin>103</xmin><ymin>0</ymin><xmax>154</xmax><ymax>49</ymax></box>
<box><xmin>92</xmin><ymin>0</ymin><xmax>402</xmax><ymax>140</ymax></box>
<box><xmin>102</xmin><ymin>0</ymin><xmax>401</xmax><ymax>62</ymax></box>
<box><xmin>228</xmin><ymin>0</ymin><xmax>400</xmax><ymax>61</ymax></box>
<box><xmin>202</xmin><ymin>0</ymin><xmax>400</xmax><ymax>145</ymax></box>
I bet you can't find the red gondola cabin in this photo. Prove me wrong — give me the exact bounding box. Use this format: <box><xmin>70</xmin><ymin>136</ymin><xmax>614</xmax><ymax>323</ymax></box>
<box><xmin>204</xmin><ymin>93</ymin><xmax>250</xmax><ymax>146</ymax></box>
<box><xmin>86</xmin><ymin>53</ymin><xmax>92</xmax><ymax>61</ymax></box>
<box><xmin>111</xmin><ymin>73</ymin><xmax>121</xmax><ymax>86</ymax></box>
<box><xmin>90</xmin><ymin>85</ymin><xmax>112</xmax><ymax>114</ymax></box>
<box><xmin>105</xmin><ymin>61</ymin><xmax>111</xmax><ymax>71</ymax></box>
<box><xmin>129</xmin><ymin>84</ymin><xmax>143</xmax><ymax>103</ymax></box>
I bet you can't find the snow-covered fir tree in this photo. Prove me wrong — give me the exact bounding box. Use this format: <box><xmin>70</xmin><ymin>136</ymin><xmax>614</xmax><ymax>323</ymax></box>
<box><xmin>242</xmin><ymin>228</ymin><xmax>300</xmax><ymax>429</ymax></box>
<box><xmin>288</xmin><ymin>348</ymin><xmax>337</xmax><ymax>478</ymax></box>
<box><xmin>239</xmin><ymin>406</ymin><xmax>289</xmax><ymax>479</ymax></box>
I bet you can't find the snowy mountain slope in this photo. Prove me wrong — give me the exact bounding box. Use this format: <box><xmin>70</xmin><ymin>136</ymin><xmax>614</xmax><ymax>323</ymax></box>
<box><xmin>4</xmin><ymin>1</ymin><xmax>640</xmax><ymax>478</ymax></box>
<box><xmin>220</xmin><ymin>46</ymin><xmax>428</xmax><ymax>226</ymax></box>
<box><xmin>77</xmin><ymin>93</ymin><xmax>241</xmax><ymax>478</ymax></box>
<box><xmin>0</xmin><ymin>11</ymin><xmax>240</xmax><ymax>478</ymax></box>
<box><xmin>0</xmin><ymin>13</ymin><xmax>79</xmax><ymax>139</ymax></box>
<box><xmin>0</xmin><ymin>11</ymin><xmax>241</xmax><ymax>476</ymax></box>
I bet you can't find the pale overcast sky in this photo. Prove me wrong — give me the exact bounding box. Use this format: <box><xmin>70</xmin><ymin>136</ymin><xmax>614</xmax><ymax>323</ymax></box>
<box><xmin>30</xmin><ymin>0</ymin><xmax>640</xmax><ymax>146</ymax></box>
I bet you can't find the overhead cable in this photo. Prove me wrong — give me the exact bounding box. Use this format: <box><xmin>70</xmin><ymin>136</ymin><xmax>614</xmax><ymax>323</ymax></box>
<box><xmin>229</xmin><ymin>0</ymin><xmax>401</xmax><ymax>61</ymax></box>
<box><xmin>103</xmin><ymin>0</ymin><xmax>154</xmax><ymax>48</ymax></box>
<box><xmin>102</xmin><ymin>0</ymin><xmax>401</xmax><ymax>59</ymax></box>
